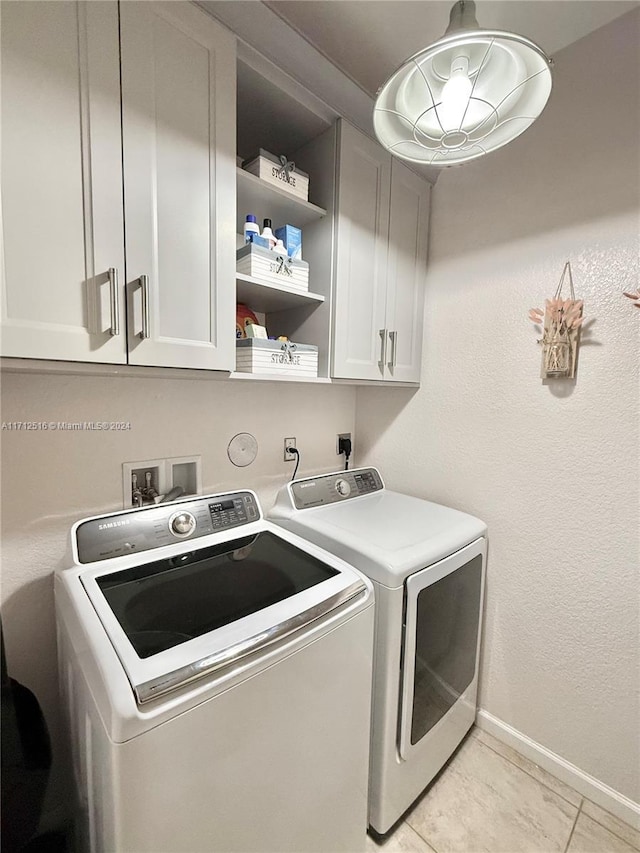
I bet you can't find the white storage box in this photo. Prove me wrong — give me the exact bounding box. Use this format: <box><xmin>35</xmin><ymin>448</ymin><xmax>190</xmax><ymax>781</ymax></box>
<box><xmin>242</xmin><ymin>149</ymin><xmax>309</xmax><ymax>201</ymax></box>
<box><xmin>237</xmin><ymin>244</ymin><xmax>309</xmax><ymax>292</ymax></box>
<box><xmin>236</xmin><ymin>339</ymin><xmax>318</xmax><ymax>377</ymax></box>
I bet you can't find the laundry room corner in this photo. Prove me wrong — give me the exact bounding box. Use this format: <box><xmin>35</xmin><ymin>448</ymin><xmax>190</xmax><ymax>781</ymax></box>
<box><xmin>355</xmin><ymin>7</ymin><xmax>640</xmax><ymax>813</ymax></box>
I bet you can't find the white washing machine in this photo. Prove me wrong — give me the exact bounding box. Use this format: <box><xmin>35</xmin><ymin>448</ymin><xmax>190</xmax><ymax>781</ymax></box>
<box><xmin>56</xmin><ymin>489</ymin><xmax>374</xmax><ymax>853</ymax></box>
<box><xmin>270</xmin><ymin>468</ymin><xmax>487</xmax><ymax>835</ymax></box>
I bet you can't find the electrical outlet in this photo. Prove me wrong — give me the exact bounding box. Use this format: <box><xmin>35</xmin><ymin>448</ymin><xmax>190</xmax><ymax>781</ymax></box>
<box><xmin>337</xmin><ymin>433</ymin><xmax>352</xmax><ymax>455</ymax></box>
<box><xmin>284</xmin><ymin>437</ymin><xmax>297</xmax><ymax>462</ymax></box>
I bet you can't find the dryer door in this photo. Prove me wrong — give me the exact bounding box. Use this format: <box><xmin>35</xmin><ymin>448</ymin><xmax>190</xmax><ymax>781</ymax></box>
<box><xmin>399</xmin><ymin>537</ymin><xmax>486</xmax><ymax>760</ymax></box>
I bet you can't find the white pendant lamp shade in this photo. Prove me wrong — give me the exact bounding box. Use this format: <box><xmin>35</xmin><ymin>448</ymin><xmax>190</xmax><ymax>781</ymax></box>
<box><xmin>373</xmin><ymin>0</ymin><xmax>552</xmax><ymax>166</ymax></box>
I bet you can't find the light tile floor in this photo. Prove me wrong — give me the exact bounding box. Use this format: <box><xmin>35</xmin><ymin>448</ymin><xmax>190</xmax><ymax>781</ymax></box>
<box><xmin>366</xmin><ymin>728</ymin><xmax>640</xmax><ymax>853</ymax></box>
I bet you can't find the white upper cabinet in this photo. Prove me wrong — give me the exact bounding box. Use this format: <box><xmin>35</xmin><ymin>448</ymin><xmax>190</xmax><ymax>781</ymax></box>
<box><xmin>384</xmin><ymin>160</ymin><xmax>430</xmax><ymax>383</ymax></box>
<box><xmin>332</xmin><ymin>121</ymin><xmax>430</xmax><ymax>383</ymax></box>
<box><xmin>332</xmin><ymin>122</ymin><xmax>391</xmax><ymax>381</ymax></box>
<box><xmin>1</xmin><ymin>1</ymin><xmax>235</xmax><ymax>371</ymax></box>
<box><xmin>2</xmin><ymin>5</ymin><xmax>425</xmax><ymax>385</ymax></box>
<box><xmin>1</xmin><ymin>1</ymin><xmax>126</xmax><ymax>362</ymax></box>
<box><xmin>120</xmin><ymin>2</ymin><xmax>236</xmax><ymax>370</ymax></box>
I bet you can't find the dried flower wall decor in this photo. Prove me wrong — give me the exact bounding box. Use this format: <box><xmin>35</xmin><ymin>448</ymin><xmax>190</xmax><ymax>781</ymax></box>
<box><xmin>529</xmin><ymin>261</ymin><xmax>584</xmax><ymax>379</ymax></box>
<box><xmin>622</xmin><ymin>289</ymin><xmax>640</xmax><ymax>309</ymax></box>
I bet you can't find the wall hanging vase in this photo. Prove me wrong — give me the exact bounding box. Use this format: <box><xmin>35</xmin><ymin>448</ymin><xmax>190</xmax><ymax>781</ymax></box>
<box><xmin>623</xmin><ymin>289</ymin><xmax>640</xmax><ymax>309</ymax></box>
<box><xmin>529</xmin><ymin>261</ymin><xmax>584</xmax><ymax>380</ymax></box>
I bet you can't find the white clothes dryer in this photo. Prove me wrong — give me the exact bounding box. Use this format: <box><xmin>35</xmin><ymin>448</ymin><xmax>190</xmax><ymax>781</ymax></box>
<box><xmin>56</xmin><ymin>489</ymin><xmax>374</xmax><ymax>853</ymax></box>
<box><xmin>270</xmin><ymin>468</ymin><xmax>487</xmax><ymax>835</ymax></box>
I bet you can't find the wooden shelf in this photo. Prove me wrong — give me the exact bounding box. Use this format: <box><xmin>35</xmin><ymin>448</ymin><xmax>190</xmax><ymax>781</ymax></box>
<box><xmin>230</xmin><ymin>371</ymin><xmax>331</xmax><ymax>384</ymax></box>
<box><xmin>236</xmin><ymin>273</ymin><xmax>324</xmax><ymax>313</ymax></box>
<box><xmin>237</xmin><ymin>168</ymin><xmax>326</xmax><ymax>232</ymax></box>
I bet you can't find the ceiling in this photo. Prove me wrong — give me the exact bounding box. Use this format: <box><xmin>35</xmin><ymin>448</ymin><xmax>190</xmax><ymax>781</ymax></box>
<box><xmin>263</xmin><ymin>0</ymin><xmax>638</xmax><ymax>97</ymax></box>
<box><xmin>202</xmin><ymin>0</ymin><xmax>638</xmax><ymax>181</ymax></box>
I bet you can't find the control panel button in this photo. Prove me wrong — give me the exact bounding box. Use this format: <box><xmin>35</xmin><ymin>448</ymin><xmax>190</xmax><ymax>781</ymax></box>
<box><xmin>335</xmin><ymin>478</ymin><xmax>351</xmax><ymax>497</ymax></box>
<box><xmin>169</xmin><ymin>511</ymin><xmax>196</xmax><ymax>538</ymax></box>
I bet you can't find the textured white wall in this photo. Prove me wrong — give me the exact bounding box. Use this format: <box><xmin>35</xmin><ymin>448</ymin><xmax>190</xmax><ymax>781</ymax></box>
<box><xmin>0</xmin><ymin>371</ymin><xmax>356</xmax><ymax>823</ymax></box>
<box><xmin>357</xmin><ymin>11</ymin><xmax>640</xmax><ymax>802</ymax></box>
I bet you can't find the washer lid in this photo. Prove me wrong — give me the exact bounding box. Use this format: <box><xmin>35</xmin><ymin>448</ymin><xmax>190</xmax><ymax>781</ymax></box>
<box><xmin>271</xmin><ymin>485</ymin><xmax>486</xmax><ymax>587</ymax></box>
<box><xmin>75</xmin><ymin>521</ymin><xmax>369</xmax><ymax>705</ymax></box>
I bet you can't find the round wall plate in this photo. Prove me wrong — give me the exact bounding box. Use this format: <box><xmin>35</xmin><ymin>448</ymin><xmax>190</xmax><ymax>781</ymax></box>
<box><xmin>227</xmin><ymin>432</ymin><xmax>258</xmax><ymax>467</ymax></box>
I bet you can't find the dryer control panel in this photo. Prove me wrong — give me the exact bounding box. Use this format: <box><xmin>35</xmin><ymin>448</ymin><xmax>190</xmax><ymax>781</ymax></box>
<box><xmin>290</xmin><ymin>468</ymin><xmax>384</xmax><ymax>510</ymax></box>
<box><xmin>75</xmin><ymin>491</ymin><xmax>260</xmax><ymax>563</ymax></box>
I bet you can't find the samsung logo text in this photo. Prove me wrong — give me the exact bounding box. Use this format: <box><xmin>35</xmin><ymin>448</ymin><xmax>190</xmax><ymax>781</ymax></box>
<box><xmin>98</xmin><ymin>520</ymin><xmax>131</xmax><ymax>530</ymax></box>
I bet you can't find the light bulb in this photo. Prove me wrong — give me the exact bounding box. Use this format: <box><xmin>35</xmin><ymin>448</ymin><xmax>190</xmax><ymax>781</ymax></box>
<box><xmin>439</xmin><ymin>56</ymin><xmax>473</xmax><ymax>132</ymax></box>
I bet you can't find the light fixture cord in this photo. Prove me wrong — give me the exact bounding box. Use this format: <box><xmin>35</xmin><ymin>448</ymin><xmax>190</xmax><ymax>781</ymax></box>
<box><xmin>445</xmin><ymin>0</ymin><xmax>479</xmax><ymax>35</ymax></box>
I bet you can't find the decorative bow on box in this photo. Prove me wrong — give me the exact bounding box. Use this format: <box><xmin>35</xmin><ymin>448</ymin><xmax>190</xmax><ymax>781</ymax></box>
<box><xmin>272</xmin><ymin>255</ymin><xmax>293</xmax><ymax>277</ymax></box>
<box><xmin>281</xmin><ymin>341</ymin><xmax>298</xmax><ymax>363</ymax></box>
<box><xmin>275</xmin><ymin>154</ymin><xmax>295</xmax><ymax>183</ymax></box>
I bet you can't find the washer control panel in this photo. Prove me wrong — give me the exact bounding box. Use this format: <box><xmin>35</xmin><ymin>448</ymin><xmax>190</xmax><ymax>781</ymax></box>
<box><xmin>335</xmin><ymin>479</ymin><xmax>351</xmax><ymax>497</ymax></box>
<box><xmin>290</xmin><ymin>468</ymin><xmax>384</xmax><ymax>510</ymax></box>
<box><xmin>169</xmin><ymin>510</ymin><xmax>196</xmax><ymax>538</ymax></box>
<box><xmin>75</xmin><ymin>491</ymin><xmax>260</xmax><ymax>563</ymax></box>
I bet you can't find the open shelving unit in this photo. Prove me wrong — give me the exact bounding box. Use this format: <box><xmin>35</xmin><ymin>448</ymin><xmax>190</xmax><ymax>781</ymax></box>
<box><xmin>236</xmin><ymin>273</ymin><xmax>324</xmax><ymax>313</ymax></box>
<box><xmin>229</xmin><ymin>371</ymin><xmax>332</xmax><ymax>384</ymax></box>
<box><xmin>234</xmin><ymin>47</ymin><xmax>338</xmax><ymax>381</ymax></box>
<box><xmin>236</xmin><ymin>169</ymin><xmax>326</xmax><ymax>233</ymax></box>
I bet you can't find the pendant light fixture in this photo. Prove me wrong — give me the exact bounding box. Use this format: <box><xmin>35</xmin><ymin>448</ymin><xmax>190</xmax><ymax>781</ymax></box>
<box><xmin>373</xmin><ymin>0</ymin><xmax>553</xmax><ymax>166</ymax></box>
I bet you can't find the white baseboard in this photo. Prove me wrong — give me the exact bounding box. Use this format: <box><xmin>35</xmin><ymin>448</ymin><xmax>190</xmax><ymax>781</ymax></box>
<box><xmin>476</xmin><ymin>709</ymin><xmax>640</xmax><ymax>831</ymax></box>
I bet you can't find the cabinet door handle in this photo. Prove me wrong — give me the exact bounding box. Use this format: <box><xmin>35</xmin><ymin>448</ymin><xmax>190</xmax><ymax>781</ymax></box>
<box><xmin>107</xmin><ymin>268</ymin><xmax>120</xmax><ymax>336</ymax></box>
<box><xmin>378</xmin><ymin>328</ymin><xmax>387</xmax><ymax>373</ymax></box>
<box><xmin>388</xmin><ymin>330</ymin><xmax>398</xmax><ymax>369</ymax></box>
<box><xmin>138</xmin><ymin>274</ymin><xmax>150</xmax><ymax>340</ymax></box>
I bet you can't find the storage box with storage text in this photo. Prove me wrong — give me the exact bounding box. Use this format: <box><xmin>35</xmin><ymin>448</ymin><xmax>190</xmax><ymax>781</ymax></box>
<box><xmin>235</xmin><ymin>339</ymin><xmax>318</xmax><ymax>377</ymax></box>
<box><xmin>242</xmin><ymin>149</ymin><xmax>309</xmax><ymax>201</ymax></box>
<box><xmin>237</xmin><ymin>243</ymin><xmax>309</xmax><ymax>292</ymax></box>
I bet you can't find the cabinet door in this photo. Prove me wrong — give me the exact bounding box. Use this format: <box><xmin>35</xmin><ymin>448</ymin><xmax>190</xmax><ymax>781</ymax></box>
<box><xmin>121</xmin><ymin>2</ymin><xmax>236</xmax><ymax>370</ymax></box>
<box><xmin>332</xmin><ymin>121</ymin><xmax>390</xmax><ymax>381</ymax></box>
<box><xmin>1</xmin><ymin>2</ymin><xmax>126</xmax><ymax>362</ymax></box>
<box><xmin>384</xmin><ymin>160</ymin><xmax>430</xmax><ymax>383</ymax></box>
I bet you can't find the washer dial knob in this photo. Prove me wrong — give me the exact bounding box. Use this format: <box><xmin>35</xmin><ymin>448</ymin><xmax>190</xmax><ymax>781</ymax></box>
<box><xmin>169</xmin><ymin>511</ymin><xmax>196</xmax><ymax>538</ymax></box>
<box><xmin>335</xmin><ymin>478</ymin><xmax>351</xmax><ymax>497</ymax></box>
